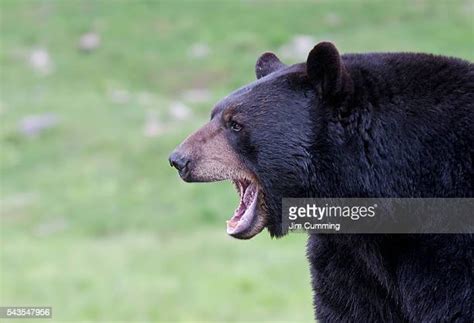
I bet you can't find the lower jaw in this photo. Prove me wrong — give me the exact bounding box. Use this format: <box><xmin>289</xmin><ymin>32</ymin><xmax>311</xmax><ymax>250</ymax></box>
<box><xmin>226</xmin><ymin>197</ymin><xmax>258</xmax><ymax>236</ymax></box>
<box><xmin>227</xmin><ymin>210</ymin><xmax>259</xmax><ymax>239</ymax></box>
<box><xmin>226</xmin><ymin>180</ymin><xmax>262</xmax><ymax>238</ymax></box>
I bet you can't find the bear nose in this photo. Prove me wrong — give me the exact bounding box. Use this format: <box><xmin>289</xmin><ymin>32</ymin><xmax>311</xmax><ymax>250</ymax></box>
<box><xmin>168</xmin><ymin>151</ymin><xmax>190</xmax><ymax>172</ymax></box>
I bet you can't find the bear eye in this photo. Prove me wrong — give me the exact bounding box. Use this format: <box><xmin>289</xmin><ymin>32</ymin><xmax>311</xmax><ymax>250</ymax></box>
<box><xmin>229</xmin><ymin>120</ymin><xmax>243</xmax><ymax>132</ymax></box>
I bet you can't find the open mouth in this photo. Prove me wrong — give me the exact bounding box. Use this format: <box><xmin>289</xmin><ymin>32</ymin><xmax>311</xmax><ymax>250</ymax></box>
<box><xmin>227</xmin><ymin>179</ymin><xmax>261</xmax><ymax>237</ymax></box>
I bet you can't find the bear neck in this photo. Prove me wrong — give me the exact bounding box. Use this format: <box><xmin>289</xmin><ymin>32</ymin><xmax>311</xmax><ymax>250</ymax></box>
<box><xmin>308</xmin><ymin>53</ymin><xmax>473</xmax><ymax>198</ymax></box>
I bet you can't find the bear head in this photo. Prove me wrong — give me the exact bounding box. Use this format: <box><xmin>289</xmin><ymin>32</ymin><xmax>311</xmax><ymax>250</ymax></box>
<box><xmin>169</xmin><ymin>42</ymin><xmax>353</xmax><ymax>239</ymax></box>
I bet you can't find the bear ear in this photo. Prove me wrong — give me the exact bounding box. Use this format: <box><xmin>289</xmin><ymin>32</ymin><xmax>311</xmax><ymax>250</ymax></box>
<box><xmin>306</xmin><ymin>42</ymin><xmax>352</xmax><ymax>98</ymax></box>
<box><xmin>255</xmin><ymin>52</ymin><xmax>285</xmax><ymax>79</ymax></box>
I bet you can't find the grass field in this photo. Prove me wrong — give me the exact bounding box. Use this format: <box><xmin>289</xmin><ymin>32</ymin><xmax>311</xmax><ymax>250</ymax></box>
<box><xmin>1</xmin><ymin>0</ymin><xmax>473</xmax><ymax>321</ymax></box>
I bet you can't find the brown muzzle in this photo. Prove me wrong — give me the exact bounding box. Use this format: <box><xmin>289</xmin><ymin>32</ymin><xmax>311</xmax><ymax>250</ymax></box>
<box><xmin>169</xmin><ymin>118</ymin><xmax>246</xmax><ymax>182</ymax></box>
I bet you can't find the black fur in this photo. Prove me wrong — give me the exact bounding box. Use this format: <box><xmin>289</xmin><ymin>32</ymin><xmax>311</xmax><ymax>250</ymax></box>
<box><xmin>216</xmin><ymin>43</ymin><xmax>473</xmax><ymax>322</ymax></box>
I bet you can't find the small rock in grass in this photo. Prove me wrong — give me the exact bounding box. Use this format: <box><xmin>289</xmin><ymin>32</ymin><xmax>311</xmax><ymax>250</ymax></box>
<box><xmin>169</xmin><ymin>101</ymin><xmax>191</xmax><ymax>120</ymax></box>
<box><xmin>181</xmin><ymin>89</ymin><xmax>211</xmax><ymax>103</ymax></box>
<box><xmin>28</xmin><ymin>48</ymin><xmax>53</xmax><ymax>75</ymax></box>
<box><xmin>78</xmin><ymin>32</ymin><xmax>101</xmax><ymax>52</ymax></box>
<box><xmin>279</xmin><ymin>35</ymin><xmax>317</xmax><ymax>61</ymax></box>
<box><xmin>18</xmin><ymin>113</ymin><xmax>60</xmax><ymax>137</ymax></box>
<box><xmin>108</xmin><ymin>89</ymin><xmax>131</xmax><ymax>105</ymax></box>
<box><xmin>188</xmin><ymin>42</ymin><xmax>211</xmax><ymax>59</ymax></box>
<box><xmin>143</xmin><ymin>112</ymin><xmax>164</xmax><ymax>138</ymax></box>
<box><xmin>34</xmin><ymin>217</ymin><xmax>68</xmax><ymax>237</ymax></box>
<box><xmin>325</xmin><ymin>13</ymin><xmax>342</xmax><ymax>27</ymax></box>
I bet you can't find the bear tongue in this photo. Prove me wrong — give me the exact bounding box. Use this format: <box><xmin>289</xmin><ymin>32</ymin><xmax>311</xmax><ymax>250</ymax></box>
<box><xmin>227</xmin><ymin>182</ymin><xmax>258</xmax><ymax>234</ymax></box>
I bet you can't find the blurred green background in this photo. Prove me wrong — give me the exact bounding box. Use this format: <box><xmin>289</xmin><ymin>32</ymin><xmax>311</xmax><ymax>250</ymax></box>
<box><xmin>0</xmin><ymin>0</ymin><xmax>473</xmax><ymax>322</ymax></box>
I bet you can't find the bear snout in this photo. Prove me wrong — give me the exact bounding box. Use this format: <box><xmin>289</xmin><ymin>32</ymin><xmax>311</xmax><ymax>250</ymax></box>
<box><xmin>169</xmin><ymin>118</ymin><xmax>256</xmax><ymax>183</ymax></box>
<box><xmin>168</xmin><ymin>150</ymin><xmax>192</xmax><ymax>180</ymax></box>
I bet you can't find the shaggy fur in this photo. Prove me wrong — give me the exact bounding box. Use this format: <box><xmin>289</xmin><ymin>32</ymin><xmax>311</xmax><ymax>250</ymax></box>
<box><xmin>219</xmin><ymin>43</ymin><xmax>473</xmax><ymax>321</ymax></box>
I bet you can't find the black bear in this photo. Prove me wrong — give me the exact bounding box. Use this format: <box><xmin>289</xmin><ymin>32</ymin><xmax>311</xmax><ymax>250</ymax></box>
<box><xmin>169</xmin><ymin>42</ymin><xmax>473</xmax><ymax>322</ymax></box>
